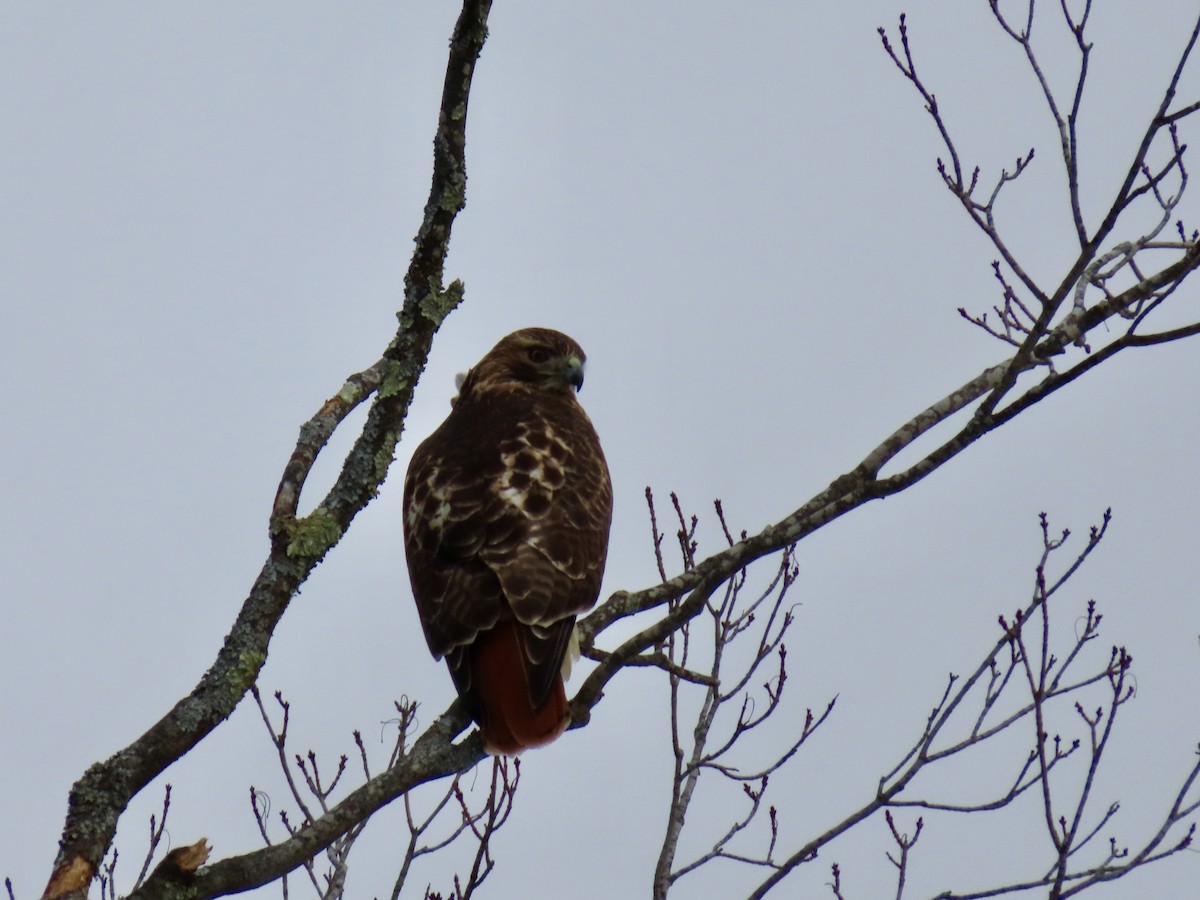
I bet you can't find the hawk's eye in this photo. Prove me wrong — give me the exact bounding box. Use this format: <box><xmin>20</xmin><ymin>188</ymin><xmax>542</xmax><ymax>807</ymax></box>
<box><xmin>527</xmin><ymin>347</ymin><xmax>553</xmax><ymax>364</ymax></box>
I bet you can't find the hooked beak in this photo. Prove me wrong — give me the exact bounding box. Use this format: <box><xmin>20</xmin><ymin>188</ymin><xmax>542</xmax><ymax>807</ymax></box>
<box><xmin>563</xmin><ymin>356</ymin><xmax>585</xmax><ymax>391</ymax></box>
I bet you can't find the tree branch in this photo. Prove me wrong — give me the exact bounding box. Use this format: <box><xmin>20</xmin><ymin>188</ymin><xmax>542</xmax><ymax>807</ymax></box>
<box><xmin>39</xmin><ymin>3</ymin><xmax>493</xmax><ymax>898</ymax></box>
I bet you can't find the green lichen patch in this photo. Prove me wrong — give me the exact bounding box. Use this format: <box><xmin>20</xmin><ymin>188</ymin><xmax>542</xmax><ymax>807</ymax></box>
<box><xmin>374</xmin><ymin>430</ymin><xmax>399</xmax><ymax>483</ymax></box>
<box><xmin>437</xmin><ymin>183</ymin><xmax>465</xmax><ymax>212</ymax></box>
<box><xmin>378</xmin><ymin>361</ymin><xmax>409</xmax><ymax>400</ymax></box>
<box><xmin>419</xmin><ymin>278</ymin><xmax>464</xmax><ymax>324</ymax></box>
<box><xmin>285</xmin><ymin>508</ymin><xmax>343</xmax><ymax>559</ymax></box>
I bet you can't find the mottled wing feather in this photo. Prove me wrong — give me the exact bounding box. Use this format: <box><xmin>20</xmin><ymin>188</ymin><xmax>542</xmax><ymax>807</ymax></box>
<box><xmin>479</xmin><ymin>410</ymin><xmax>611</xmax><ymax>706</ymax></box>
<box><xmin>403</xmin><ymin>385</ymin><xmax>612</xmax><ymax>709</ymax></box>
<box><xmin>481</xmin><ymin>416</ymin><xmax>611</xmax><ymax>617</ymax></box>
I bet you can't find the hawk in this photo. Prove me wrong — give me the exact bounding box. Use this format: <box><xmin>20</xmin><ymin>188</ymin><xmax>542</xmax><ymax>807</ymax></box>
<box><xmin>403</xmin><ymin>328</ymin><xmax>613</xmax><ymax>754</ymax></box>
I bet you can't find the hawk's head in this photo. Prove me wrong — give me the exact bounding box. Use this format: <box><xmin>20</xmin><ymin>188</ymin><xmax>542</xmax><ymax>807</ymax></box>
<box><xmin>463</xmin><ymin>328</ymin><xmax>588</xmax><ymax>398</ymax></box>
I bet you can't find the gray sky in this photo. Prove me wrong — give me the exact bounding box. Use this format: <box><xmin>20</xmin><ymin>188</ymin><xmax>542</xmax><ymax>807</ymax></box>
<box><xmin>3</xmin><ymin>2</ymin><xmax>1199</xmax><ymax>897</ymax></box>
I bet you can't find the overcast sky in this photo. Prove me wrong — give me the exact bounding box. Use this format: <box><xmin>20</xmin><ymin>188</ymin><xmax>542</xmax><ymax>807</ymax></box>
<box><xmin>3</xmin><ymin>2</ymin><xmax>1200</xmax><ymax>898</ymax></box>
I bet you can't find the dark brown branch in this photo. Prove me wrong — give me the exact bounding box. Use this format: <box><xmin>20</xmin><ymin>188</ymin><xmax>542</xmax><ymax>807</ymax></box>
<box><xmin>40</xmin><ymin>4</ymin><xmax>493</xmax><ymax>899</ymax></box>
<box><xmin>128</xmin><ymin>705</ymin><xmax>480</xmax><ymax>900</ymax></box>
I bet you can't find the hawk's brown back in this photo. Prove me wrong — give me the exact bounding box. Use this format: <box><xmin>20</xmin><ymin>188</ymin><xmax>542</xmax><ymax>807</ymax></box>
<box><xmin>402</xmin><ymin>329</ymin><xmax>613</xmax><ymax>721</ymax></box>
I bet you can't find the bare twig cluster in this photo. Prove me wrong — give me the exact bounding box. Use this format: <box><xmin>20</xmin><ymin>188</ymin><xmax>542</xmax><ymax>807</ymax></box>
<box><xmin>246</xmin><ymin>688</ymin><xmax>518</xmax><ymax>900</ymax></box>
<box><xmin>91</xmin><ymin>788</ymin><xmax>172</xmax><ymax>900</ymax></box>
<box><xmin>881</xmin><ymin>3</ymin><xmax>1200</xmax><ymax>364</ymax></box>
<box><xmin>772</xmin><ymin>511</ymin><xmax>1200</xmax><ymax>900</ymax></box>
<box><xmin>640</xmin><ymin>491</ymin><xmax>835</xmax><ymax>898</ymax></box>
<box><xmin>249</xmin><ymin>686</ymin><xmax>363</xmax><ymax>898</ymax></box>
<box><xmin>413</xmin><ymin>759</ymin><xmax>519</xmax><ymax>900</ymax></box>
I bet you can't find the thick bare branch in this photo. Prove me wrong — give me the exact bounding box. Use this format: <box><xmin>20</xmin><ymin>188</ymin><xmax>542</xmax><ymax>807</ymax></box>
<box><xmin>39</xmin><ymin>4</ymin><xmax>493</xmax><ymax>898</ymax></box>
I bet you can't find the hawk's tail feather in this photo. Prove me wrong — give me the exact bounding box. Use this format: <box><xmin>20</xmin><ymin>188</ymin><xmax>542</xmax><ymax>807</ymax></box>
<box><xmin>469</xmin><ymin>620</ymin><xmax>569</xmax><ymax>756</ymax></box>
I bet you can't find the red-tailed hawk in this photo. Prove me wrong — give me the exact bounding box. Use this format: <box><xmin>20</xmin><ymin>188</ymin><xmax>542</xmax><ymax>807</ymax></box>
<box><xmin>403</xmin><ymin>328</ymin><xmax>613</xmax><ymax>754</ymax></box>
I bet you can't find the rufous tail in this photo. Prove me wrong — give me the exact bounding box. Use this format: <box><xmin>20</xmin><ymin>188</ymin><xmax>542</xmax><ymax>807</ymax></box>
<box><xmin>469</xmin><ymin>620</ymin><xmax>569</xmax><ymax>755</ymax></box>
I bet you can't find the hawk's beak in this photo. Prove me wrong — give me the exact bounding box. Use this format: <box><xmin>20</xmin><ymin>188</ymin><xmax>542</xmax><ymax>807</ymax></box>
<box><xmin>564</xmin><ymin>356</ymin><xmax>585</xmax><ymax>391</ymax></box>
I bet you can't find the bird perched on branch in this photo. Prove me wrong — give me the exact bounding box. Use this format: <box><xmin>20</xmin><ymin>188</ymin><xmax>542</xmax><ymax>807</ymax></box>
<box><xmin>403</xmin><ymin>328</ymin><xmax>613</xmax><ymax>754</ymax></box>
